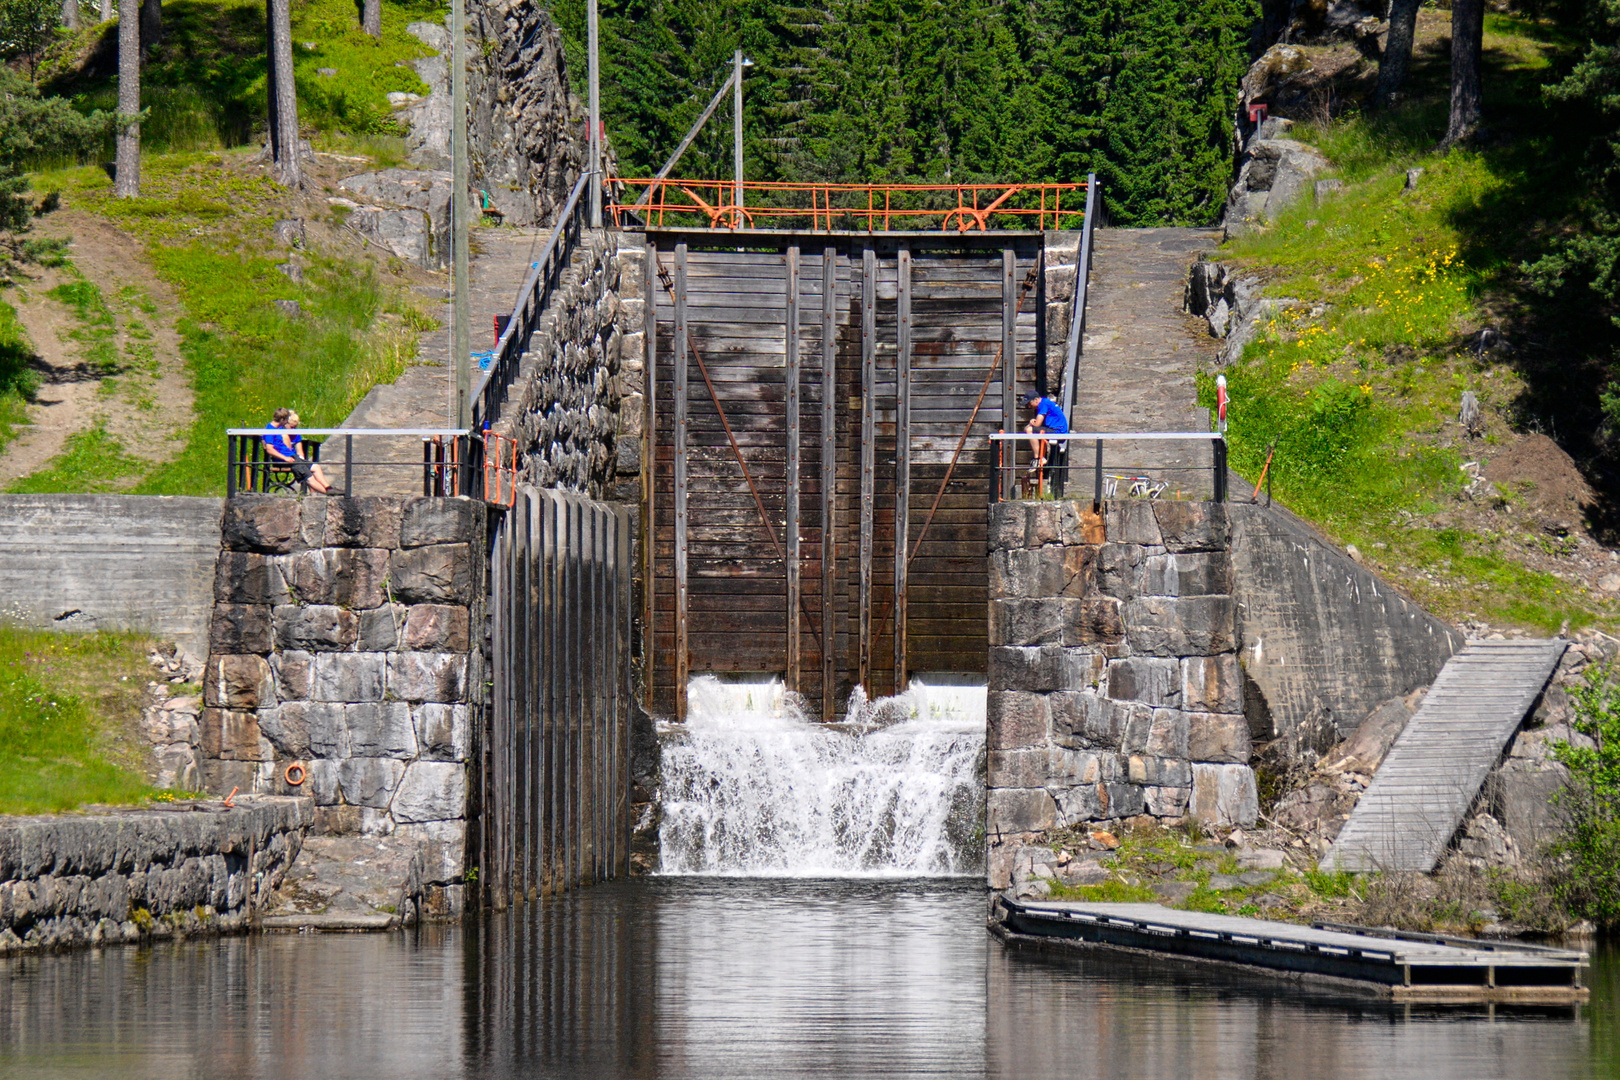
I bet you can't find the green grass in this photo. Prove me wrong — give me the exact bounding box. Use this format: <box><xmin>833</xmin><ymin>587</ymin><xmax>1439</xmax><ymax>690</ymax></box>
<box><xmin>5</xmin><ymin>421</ymin><xmax>149</xmax><ymax>493</ymax></box>
<box><xmin>0</xmin><ymin>298</ymin><xmax>38</xmax><ymax>454</ymax></box>
<box><xmin>0</xmin><ymin>627</ymin><xmax>154</xmax><ymax>814</ymax></box>
<box><xmin>1198</xmin><ymin>15</ymin><xmax>1613</xmax><ymax>633</ymax></box>
<box><xmin>48</xmin><ymin>275</ymin><xmax>120</xmax><ymax>375</ymax></box>
<box><xmin>39</xmin><ymin>0</ymin><xmax>443</xmax><ymax>154</ymax></box>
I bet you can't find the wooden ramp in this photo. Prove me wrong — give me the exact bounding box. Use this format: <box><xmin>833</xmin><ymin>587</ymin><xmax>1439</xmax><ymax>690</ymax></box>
<box><xmin>995</xmin><ymin>899</ymin><xmax>1589</xmax><ymax>1002</ymax></box>
<box><xmin>1326</xmin><ymin>639</ymin><xmax>1566</xmax><ymax>873</ymax></box>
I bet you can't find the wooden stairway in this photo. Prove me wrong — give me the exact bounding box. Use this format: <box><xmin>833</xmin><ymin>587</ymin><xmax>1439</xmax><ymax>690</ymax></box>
<box><xmin>1325</xmin><ymin>639</ymin><xmax>1566</xmax><ymax>873</ymax></box>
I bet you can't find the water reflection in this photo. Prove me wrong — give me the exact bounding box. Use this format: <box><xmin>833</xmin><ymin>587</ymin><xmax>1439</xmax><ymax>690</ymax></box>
<box><xmin>0</xmin><ymin>879</ymin><xmax>1613</xmax><ymax>1080</ymax></box>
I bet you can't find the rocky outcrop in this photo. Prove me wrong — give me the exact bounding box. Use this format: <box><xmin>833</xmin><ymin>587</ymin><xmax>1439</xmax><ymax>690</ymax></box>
<box><xmin>1223</xmin><ymin>136</ymin><xmax>1331</xmax><ymax>238</ymax></box>
<box><xmin>0</xmin><ymin>797</ymin><xmax>310</xmax><ymax>953</ymax></box>
<box><xmin>1185</xmin><ymin>259</ymin><xmax>1292</xmax><ymax>365</ymax></box>
<box><xmin>335</xmin><ymin>169</ymin><xmax>453</xmax><ymax>269</ymax></box>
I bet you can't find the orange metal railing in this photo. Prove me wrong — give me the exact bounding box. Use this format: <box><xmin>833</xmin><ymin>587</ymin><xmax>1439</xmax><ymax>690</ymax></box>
<box><xmin>609</xmin><ymin>178</ymin><xmax>1090</xmax><ymax>232</ymax></box>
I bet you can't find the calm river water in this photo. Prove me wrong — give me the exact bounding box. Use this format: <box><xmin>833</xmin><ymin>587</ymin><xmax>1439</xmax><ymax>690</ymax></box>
<box><xmin>0</xmin><ymin>879</ymin><xmax>1614</xmax><ymax>1079</ymax></box>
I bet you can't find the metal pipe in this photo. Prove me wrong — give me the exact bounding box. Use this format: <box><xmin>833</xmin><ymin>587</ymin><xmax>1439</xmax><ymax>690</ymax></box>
<box><xmin>733</xmin><ymin>49</ymin><xmax>744</xmax><ymax>215</ymax></box>
<box><xmin>587</xmin><ymin>0</ymin><xmax>602</xmax><ymax>227</ymax></box>
<box><xmin>451</xmin><ymin>0</ymin><xmax>471</xmax><ymax>429</ymax></box>
<box><xmin>1059</xmin><ymin>173</ymin><xmax>1098</xmax><ymax>424</ymax></box>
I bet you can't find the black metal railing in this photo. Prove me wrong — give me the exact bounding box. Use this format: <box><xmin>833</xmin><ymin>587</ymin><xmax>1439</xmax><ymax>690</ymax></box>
<box><xmin>226</xmin><ymin>428</ymin><xmax>482</xmax><ymax>498</ymax></box>
<box><xmin>473</xmin><ymin>170</ymin><xmax>595</xmax><ymax>432</ymax></box>
<box><xmin>990</xmin><ymin>432</ymin><xmax>1229</xmax><ymax>504</ymax></box>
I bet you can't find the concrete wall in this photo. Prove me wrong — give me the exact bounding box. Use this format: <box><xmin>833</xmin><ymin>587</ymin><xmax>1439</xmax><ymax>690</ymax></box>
<box><xmin>0</xmin><ymin>796</ymin><xmax>309</xmax><ymax>953</ymax></box>
<box><xmin>1229</xmin><ymin>501</ymin><xmax>1463</xmax><ymax>761</ymax></box>
<box><xmin>202</xmin><ymin>494</ymin><xmax>484</xmax><ymax>900</ymax></box>
<box><xmin>0</xmin><ymin>494</ymin><xmax>222</xmax><ymax>656</ymax></box>
<box><xmin>986</xmin><ymin>499</ymin><xmax>1259</xmax><ymax>889</ymax></box>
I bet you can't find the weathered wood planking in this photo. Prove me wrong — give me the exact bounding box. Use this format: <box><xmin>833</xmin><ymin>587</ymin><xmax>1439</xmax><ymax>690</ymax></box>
<box><xmin>647</xmin><ymin>231</ymin><xmax>1044</xmax><ymax>716</ymax></box>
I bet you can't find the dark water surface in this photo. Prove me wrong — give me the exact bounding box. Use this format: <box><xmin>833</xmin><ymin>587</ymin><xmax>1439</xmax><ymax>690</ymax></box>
<box><xmin>0</xmin><ymin>879</ymin><xmax>1614</xmax><ymax>1079</ymax></box>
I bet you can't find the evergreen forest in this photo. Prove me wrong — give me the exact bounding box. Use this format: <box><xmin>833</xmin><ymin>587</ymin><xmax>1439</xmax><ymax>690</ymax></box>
<box><xmin>548</xmin><ymin>0</ymin><xmax>1260</xmax><ymax>225</ymax></box>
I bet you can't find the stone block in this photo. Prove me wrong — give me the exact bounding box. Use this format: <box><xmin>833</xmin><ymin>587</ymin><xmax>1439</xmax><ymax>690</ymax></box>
<box><xmin>987</xmin><ymin>501</ymin><xmax>1025</xmax><ymax>551</ymax></box>
<box><xmin>1152</xmin><ymin>501</ymin><xmax>1228</xmax><ymax>552</ymax></box>
<box><xmin>987</xmin><ymin>843</ymin><xmax>1015</xmax><ymax>890</ymax></box>
<box><xmin>1054</xmin><ymin>784</ymin><xmax>1104</xmax><ymax>822</ymax></box>
<box><xmin>415</xmin><ymin>703</ymin><xmax>471</xmax><ymax>761</ymax></box>
<box><xmin>389</xmin><ymin>544</ymin><xmax>473</xmax><ymax>604</ymax></box>
<box><xmin>987</xmin><ymin>691</ymin><xmax>1050</xmax><ymax>750</ymax></box>
<box><xmin>199</xmin><ymin>759</ymin><xmax>261</xmax><ymax>797</ymax></box>
<box><xmin>221</xmin><ymin>497</ymin><xmax>301</xmax><ymax>554</ymax></box>
<box><xmin>324</xmin><ymin>497</ymin><xmax>403</xmax><ymax>549</ymax></box>
<box><xmin>271</xmin><ymin>651</ymin><xmax>313</xmax><ymax>701</ymax></box>
<box><xmin>988</xmin><ymin>748</ymin><xmax>1050</xmax><ymax>789</ymax></box>
<box><xmin>990</xmin><ymin>598</ymin><xmax>1075</xmax><ymax>647</ymax></box>
<box><xmin>394</xmin><ymin>820</ymin><xmax>467</xmax><ymax>882</ymax></box>
<box><xmin>285</xmin><ymin>548</ymin><xmax>390</xmax><ymax>609</ymax></box>
<box><xmin>1122</xmin><ymin>596</ymin><xmax>1236</xmax><ymax>657</ymax></box>
<box><xmin>401</xmin><ymin>497</ymin><xmax>480</xmax><ymax>547</ymax></box>
<box><xmin>310</xmin><ymin>652</ymin><xmax>386</xmax><ymax>703</ymax></box>
<box><xmin>204</xmin><ymin>654</ymin><xmax>274</xmax><ymax>709</ymax></box>
<box><xmin>1190</xmin><ymin>763</ymin><xmax>1259</xmax><ymax>827</ymax></box>
<box><xmin>1181</xmin><ymin>655</ymin><xmax>1244</xmax><ymax>714</ymax></box>
<box><xmin>305</xmin><ymin>760</ymin><xmax>341</xmax><ymax>806</ymax></box>
<box><xmin>214</xmin><ymin>552</ymin><xmax>289</xmax><ymax>605</ymax></box>
<box><xmin>1144</xmin><ymin>785</ymin><xmax>1191</xmax><ymax>817</ymax></box>
<box><xmin>294</xmin><ymin>702</ymin><xmax>349</xmax><ymax>758</ymax></box>
<box><xmin>1144</xmin><ymin>708</ymin><xmax>1189</xmax><ymax>758</ymax></box>
<box><xmin>273</xmin><ymin>604</ymin><xmax>360</xmax><ymax>652</ymax></box>
<box><xmin>201</xmin><ymin>708</ymin><xmax>270</xmax><ymax>762</ymax></box>
<box><xmin>1050</xmin><ymin>748</ymin><xmax>1125</xmax><ymax>784</ymax></box>
<box><xmin>257</xmin><ymin>703</ymin><xmax>310</xmax><ymax>758</ymax></box>
<box><xmin>1057</xmin><ymin>504</ymin><xmax>1106</xmax><ymax>546</ymax></box>
<box><xmin>1140</xmin><ymin>552</ymin><xmax>1230</xmax><ymax>597</ymax></box>
<box><xmin>1127</xmin><ymin>756</ymin><xmax>1192</xmax><ymax>787</ymax></box>
<box><xmin>346</xmin><ymin>702</ymin><xmax>417</xmax><ymax>759</ymax></box>
<box><xmin>392</xmin><ymin>762</ymin><xmax>468</xmax><ymax>823</ymax></box>
<box><xmin>1188</xmin><ymin>712</ymin><xmax>1252</xmax><ymax>763</ymax></box>
<box><xmin>1106</xmin><ymin>656</ymin><xmax>1181</xmax><ymax>707</ymax></box>
<box><xmin>1119</xmin><ymin>702</ymin><xmax>1153</xmax><ymax>753</ymax></box>
<box><xmin>338</xmin><ymin>758</ymin><xmax>407</xmax><ymax>809</ymax></box>
<box><xmin>403</xmin><ymin>605</ymin><xmax>471</xmax><ymax>651</ymax></box>
<box><xmin>1073</xmin><ymin>596</ymin><xmax>1124</xmax><ymax>645</ymax></box>
<box><xmin>988</xmin><ymin>548</ymin><xmax>1067</xmax><ymax>599</ymax></box>
<box><xmin>1105</xmin><ymin>501</ymin><xmax>1161</xmax><ymax>545</ymax></box>
<box><xmin>210</xmin><ymin>605</ymin><xmax>272</xmax><ymax>655</ymax></box>
<box><xmin>1096</xmin><ymin>544</ymin><xmax>1143</xmax><ymax>599</ymax></box>
<box><xmin>1488</xmin><ymin>763</ymin><xmax>1571</xmax><ymax>854</ymax></box>
<box><xmin>987</xmin><ymin>788</ymin><xmax>1057</xmax><ymax>834</ymax></box>
<box><xmin>357</xmin><ymin>606</ymin><xmax>406</xmax><ymax>651</ymax></box>
<box><xmin>1050</xmin><ymin>691</ymin><xmax>1124</xmax><ymax>749</ymax></box>
<box><xmin>387</xmin><ymin>652</ymin><xmax>468</xmax><ymax>703</ymax></box>
<box><xmin>1099</xmin><ymin>782</ymin><xmax>1147</xmax><ymax>818</ymax></box>
<box><xmin>1024</xmin><ymin>502</ymin><xmax>1063</xmax><ymax>546</ymax></box>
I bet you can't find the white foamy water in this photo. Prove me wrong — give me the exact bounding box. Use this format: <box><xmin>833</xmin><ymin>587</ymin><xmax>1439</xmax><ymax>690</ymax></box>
<box><xmin>657</xmin><ymin>675</ymin><xmax>987</xmax><ymax>877</ymax></box>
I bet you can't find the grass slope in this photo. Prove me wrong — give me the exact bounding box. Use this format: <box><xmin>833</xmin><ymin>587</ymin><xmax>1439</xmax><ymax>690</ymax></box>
<box><xmin>1200</xmin><ymin>14</ymin><xmax>1616</xmax><ymax>634</ymax></box>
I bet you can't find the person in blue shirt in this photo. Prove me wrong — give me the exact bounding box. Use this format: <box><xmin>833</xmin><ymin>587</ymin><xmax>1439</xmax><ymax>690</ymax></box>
<box><xmin>264</xmin><ymin>408</ymin><xmax>334</xmax><ymax>493</ymax></box>
<box><xmin>1023</xmin><ymin>392</ymin><xmax>1068</xmax><ymax>469</ymax></box>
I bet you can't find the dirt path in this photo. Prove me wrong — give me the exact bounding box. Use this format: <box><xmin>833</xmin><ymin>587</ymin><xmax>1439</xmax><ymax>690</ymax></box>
<box><xmin>0</xmin><ymin>208</ymin><xmax>193</xmax><ymax>490</ymax></box>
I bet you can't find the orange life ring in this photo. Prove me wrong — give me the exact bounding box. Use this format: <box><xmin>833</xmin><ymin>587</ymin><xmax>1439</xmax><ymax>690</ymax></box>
<box><xmin>284</xmin><ymin>763</ymin><xmax>307</xmax><ymax>786</ymax></box>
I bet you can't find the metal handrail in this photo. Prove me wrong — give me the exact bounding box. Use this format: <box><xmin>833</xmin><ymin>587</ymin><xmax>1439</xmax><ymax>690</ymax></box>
<box><xmin>989</xmin><ymin>431</ymin><xmax>1228</xmax><ymax>504</ymax></box>
<box><xmin>225</xmin><ymin>427</ymin><xmax>479</xmax><ymax>498</ymax></box>
<box><xmin>1058</xmin><ymin>173</ymin><xmax>1099</xmax><ymax>426</ymax></box>
<box><xmin>473</xmin><ymin>170</ymin><xmax>595</xmax><ymax>431</ymax></box>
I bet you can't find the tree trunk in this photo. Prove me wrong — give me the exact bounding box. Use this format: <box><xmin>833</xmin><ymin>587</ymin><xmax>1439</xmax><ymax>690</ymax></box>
<box><xmin>114</xmin><ymin>2</ymin><xmax>140</xmax><ymax>198</ymax></box>
<box><xmin>1374</xmin><ymin>0</ymin><xmax>1420</xmax><ymax>109</ymax></box>
<box><xmin>266</xmin><ymin>0</ymin><xmax>302</xmax><ymax>187</ymax></box>
<box><xmin>139</xmin><ymin>0</ymin><xmax>160</xmax><ymax>49</ymax></box>
<box><xmin>1443</xmin><ymin>0</ymin><xmax>1484</xmax><ymax>146</ymax></box>
<box><xmin>362</xmin><ymin>0</ymin><xmax>380</xmax><ymax>38</ymax></box>
<box><xmin>62</xmin><ymin>0</ymin><xmax>81</xmax><ymax>30</ymax></box>
<box><xmin>100</xmin><ymin>0</ymin><xmax>114</xmax><ymax>22</ymax></box>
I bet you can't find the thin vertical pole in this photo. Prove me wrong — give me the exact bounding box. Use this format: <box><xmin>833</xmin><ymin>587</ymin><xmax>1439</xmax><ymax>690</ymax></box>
<box><xmin>733</xmin><ymin>49</ymin><xmax>744</xmax><ymax>216</ymax></box>
<box><xmin>858</xmin><ymin>247</ymin><xmax>875</xmax><ymax>696</ymax></box>
<box><xmin>674</xmin><ymin>244</ymin><xmax>690</xmax><ymax>721</ymax></box>
<box><xmin>528</xmin><ymin>491</ymin><xmax>543</xmax><ymax>899</ymax></box>
<box><xmin>820</xmin><ymin>246</ymin><xmax>837</xmax><ymax>721</ymax></box>
<box><xmin>489</xmin><ymin>518</ymin><xmax>506</xmax><ymax>907</ymax></box>
<box><xmin>451</xmin><ymin>0</ymin><xmax>470</xmax><ymax>428</ymax></box>
<box><xmin>785</xmin><ymin>245</ymin><xmax>802</xmax><ymax>691</ymax></box>
<box><xmin>514</xmin><ymin>495</ymin><xmax>529</xmax><ymax>900</ymax></box>
<box><xmin>543</xmin><ymin>493</ymin><xmax>559</xmax><ymax>894</ymax></box>
<box><xmin>1002</xmin><ymin>248</ymin><xmax>1016</xmax><ymax>438</ymax></box>
<box><xmin>618</xmin><ymin>508</ymin><xmax>632</xmax><ymax>874</ymax></box>
<box><xmin>587</xmin><ymin>0</ymin><xmax>602</xmax><ymax>227</ymax></box>
<box><xmin>642</xmin><ymin>241</ymin><xmax>658</xmax><ymax>710</ymax></box>
<box><xmin>894</xmin><ymin>246</ymin><xmax>911</xmax><ymax>694</ymax></box>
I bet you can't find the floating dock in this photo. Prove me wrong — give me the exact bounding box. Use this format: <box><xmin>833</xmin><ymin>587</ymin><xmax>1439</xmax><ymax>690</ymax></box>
<box><xmin>993</xmin><ymin>899</ymin><xmax>1590</xmax><ymax>1003</ymax></box>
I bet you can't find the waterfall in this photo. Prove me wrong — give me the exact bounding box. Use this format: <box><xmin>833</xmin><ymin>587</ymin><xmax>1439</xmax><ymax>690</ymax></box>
<box><xmin>657</xmin><ymin>675</ymin><xmax>987</xmax><ymax>877</ymax></box>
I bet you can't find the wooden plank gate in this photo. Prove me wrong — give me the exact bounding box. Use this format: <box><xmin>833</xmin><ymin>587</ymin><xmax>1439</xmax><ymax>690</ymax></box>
<box><xmin>643</xmin><ymin>229</ymin><xmax>1047</xmax><ymax>720</ymax></box>
<box><xmin>484</xmin><ymin>487</ymin><xmax>634</xmax><ymax>905</ymax></box>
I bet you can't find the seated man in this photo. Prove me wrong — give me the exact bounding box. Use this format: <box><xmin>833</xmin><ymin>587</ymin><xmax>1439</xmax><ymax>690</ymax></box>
<box><xmin>263</xmin><ymin>408</ymin><xmax>334</xmax><ymax>494</ymax></box>
<box><xmin>1024</xmin><ymin>392</ymin><xmax>1070</xmax><ymax>495</ymax></box>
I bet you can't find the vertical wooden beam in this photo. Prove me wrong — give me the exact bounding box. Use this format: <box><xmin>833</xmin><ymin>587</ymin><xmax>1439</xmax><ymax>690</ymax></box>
<box><xmin>529</xmin><ymin>490</ymin><xmax>544</xmax><ymax>899</ymax></box>
<box><xmin>785</xmin><ymin>245</ymin><xmax>802</xmax><ymax>692</ymax></box>
<box><xmin>617</xmin><ymin>507</ymin><xmax>633</xmax><ymax>875</ymax></box>
<box><xmin>1002</xmin><ymin>248</ymin><xmax>1017</xmax><ymax>445</ymax></box>
<box><xmin>540</xmin><ymin>492</ymin><xmax>556</xmax><ymax>896</ymax></box>
<box><xmin>858</xmin><ymin>247</ymin><xmax>875</xmax><ymax>696</ymax></box>
<box><xmin>820</xmin><ymin>245</ymin><xmax>837</xmax><ymax>721</ymax></box>
<box><xmin>489</xmin><ymin>517</ymin><xmax>507</xmax><ymax>908</ymax></box>
<box><xmin>642</xmin><ymin>241</ymin><xmax>657</xmax><ymax>711</ymax></box>
<box><xmin>514</xmin><ymin>494</ymin><xmax>529</xmax><ymax>901</ymax></box>
<box><xmin>673</xmin><ymin>243</ymin><xmax>690</xmax><ymax>721</ymax></box>
<box><xmin>894</xmin><ymin>246</ymin><xmax>911</xmax><ymax>695</ymax></box>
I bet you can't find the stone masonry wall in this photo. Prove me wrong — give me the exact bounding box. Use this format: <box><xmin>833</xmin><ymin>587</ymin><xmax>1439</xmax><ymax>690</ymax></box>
<box><xmin>492</xmin><ymin>231</ymin><xmax>645</xmax><ymax>504</ymax></box>
<box><xmin>0</xmin><ymin>797</ymin><xmax>309</xmax><ymax>953</ymax></box>
<box><xmin>986</xmin><ymin>498</ymin><xmax>1258</xmax><ymax>890</ymax></box>
<box><xmin>202</xmin><ymin>495</ymin><xmax>484</xmax><ymax>894</ymax></box>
